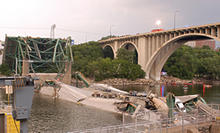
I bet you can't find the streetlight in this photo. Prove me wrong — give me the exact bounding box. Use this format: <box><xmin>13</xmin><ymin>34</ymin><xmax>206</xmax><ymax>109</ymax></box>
<box><xmin>174</xmin><ymin>10</ymin><xmax>180</xmax><ymax>30</ymax></box>
<box><xmin>155</xmin><ymin>20</ymin><xmax>162</xmax><ymax>28</ymax></box>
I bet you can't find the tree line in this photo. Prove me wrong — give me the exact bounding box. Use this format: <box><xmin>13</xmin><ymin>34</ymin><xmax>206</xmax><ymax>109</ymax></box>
<box><xmin>71</xmin><ymin>41</ymin><xmax>145</xmax><ymax>81</ymax></box>
<box><xmin>163</xmin><ymin>45</ymin><xmax>220</xmax><ymax>80</ymax></box>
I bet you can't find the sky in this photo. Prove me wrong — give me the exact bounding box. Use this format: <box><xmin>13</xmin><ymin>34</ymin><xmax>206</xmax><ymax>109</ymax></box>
<box><xmin>0</xmin><ymin>0</ymin><xmax>220</xmax><ymax>44</ymax></box>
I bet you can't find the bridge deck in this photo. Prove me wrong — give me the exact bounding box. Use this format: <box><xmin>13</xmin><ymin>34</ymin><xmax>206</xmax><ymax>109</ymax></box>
<box><xmin>99</xmin><ymin>22</ymin><xmax>220</xmax><ymax>43</ymax></box>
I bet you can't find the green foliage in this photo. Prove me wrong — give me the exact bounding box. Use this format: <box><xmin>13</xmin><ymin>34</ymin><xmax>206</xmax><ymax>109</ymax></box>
<box><xmin>72</xmin><ymin>41</ymin><xmax>104</xmax><ymax>74</ymax></box>
<box><xmin>164</xmin><ymin>45</ymin><xmax>220</xmax><ymax>80</ymax></box>
<box><xmin>0</xmin><ymin>64</ymin><xmax>12</xmax><ymax>76</ymax></box>
<box><xmin>117</xmin><ymin>48</ymin><xmax>138</xmax><ymax>64</ymax></box>
<box><xmin>72</xmin><ymin>42</ymin><xmax>145</xmax><ymax>81</ymax></box>
<box><xmin>103</xmin><ymin>46</ymin><xmax>114</xmax><ymax>59</ymax></box>
<box><xmin>100</xmin><ymin>35</ymin><xmax>117</xmax><ymax>40</ymax></box>
<box><xmin>87</xmin><ymin>58</ymin><xmax>145</xmax><ymax>81</ymax></box>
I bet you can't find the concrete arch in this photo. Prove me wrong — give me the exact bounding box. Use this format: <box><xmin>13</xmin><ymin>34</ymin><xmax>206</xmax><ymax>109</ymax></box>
<box><xmin>120</xmin><ymin>41</ymin><xmax>140</xmax><ymax>54</ymax></box>
<box><xmin>103</xmin><ymin>44</ymin><xmax>116</xmax><ymax>58</ymax></box>
<box><xmin>119</xmin><ymin>41</ymin><xmax>139</xmax><ymax>64</ymax></box>
<box><xmin>145</xmin><ymin>33</ymin><xmax>220</xmax><ymax>80</ymax></box>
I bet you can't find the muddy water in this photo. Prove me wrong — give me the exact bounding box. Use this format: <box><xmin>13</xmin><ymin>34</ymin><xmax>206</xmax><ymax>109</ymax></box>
<box><xmin>28</xmin><ymin>94</ymin><xmax>124</xmax><ymax>132</ymax></box>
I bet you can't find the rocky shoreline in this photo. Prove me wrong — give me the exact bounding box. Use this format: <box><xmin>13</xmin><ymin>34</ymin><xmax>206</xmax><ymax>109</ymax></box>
<box><xmin>72</xmin><ymin>76</ymin><xmax>220</xmax><ymax>88</ymax></box>
<box><xmin>97</xmin><ymin>76</ymin><xmax>220</xmax><ymax>86</ymax></box>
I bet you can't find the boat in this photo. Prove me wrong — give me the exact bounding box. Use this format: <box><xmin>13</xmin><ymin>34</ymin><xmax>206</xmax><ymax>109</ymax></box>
<box><xmin>183</xmin><ymin>85</ymin><xmax>188</xmax><ymax>90</ymax></box>
<box><xmin>204</xmin><ymin>84</ymin><xmax>212</xmax><ymax>88</ymax></box>
<box><xmin>184</xmin><ymin>82</ymin><xmax>193</xmax><ymax>86</ymax></box>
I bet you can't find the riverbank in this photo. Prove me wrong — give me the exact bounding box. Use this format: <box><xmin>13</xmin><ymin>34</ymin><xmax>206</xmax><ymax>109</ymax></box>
<box><xmin>96</xmin><ymin>76</ymin><xmax>192</xmax><ymax>87</ymax></box>
<box><xmin>95</xmin><ymin>76</ymin><xmax>220</xmax><ymax>87</ymax></box>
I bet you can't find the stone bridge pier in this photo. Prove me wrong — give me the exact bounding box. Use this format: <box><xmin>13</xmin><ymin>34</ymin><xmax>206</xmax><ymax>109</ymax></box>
<box><xmin>99</xmin><ymin>23</ymin><xmax>220</xmax><ymax>81</ymax></box>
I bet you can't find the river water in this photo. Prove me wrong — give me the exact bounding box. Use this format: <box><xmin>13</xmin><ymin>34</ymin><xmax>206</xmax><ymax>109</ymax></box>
<box><xmin>0</xmin><ymin>84</ymin><xmax>220</xmax><ymax>132</ymax></box>
<box><xmin>28</xmin><ymin>94</ymin><xmax>124</xmax><ymax>132</ymax></box>
<box><xmin>115</xmin><ymin>84</ymin><xmax>220</xmax><ymax>104</ymax></box>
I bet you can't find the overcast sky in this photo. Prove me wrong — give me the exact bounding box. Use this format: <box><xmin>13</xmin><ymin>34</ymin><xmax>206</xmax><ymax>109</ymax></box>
<box><xmin>0</xmin><ymin>0</ymin><xmax>219</xmax><ymax>44</ymax></box>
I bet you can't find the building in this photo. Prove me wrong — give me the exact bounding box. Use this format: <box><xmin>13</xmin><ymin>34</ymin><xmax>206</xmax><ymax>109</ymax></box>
<box><xmin>195</xmin><ymin>39</ymin><xmax>215</xmax><ymax>50</ymax></box>
<box><xmin>185</xmin><ymin>39</ymin><xmax>216</xmax><ymax>50</ymax></box>
<box><xmin>185</xmin><ymin>41</ymin><xmax>196</xmax><ymax>47</ymax></box>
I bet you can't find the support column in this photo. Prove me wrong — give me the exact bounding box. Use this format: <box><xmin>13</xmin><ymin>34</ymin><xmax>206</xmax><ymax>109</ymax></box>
<box><xmin>161</xmin><ymin>34</ymin><xmax>165</xmax><ymax>45</ymax></box>
<box><xmin>137</xmin><ymin>37</ymin><xmax>146</xmax><ymax>69</ymax></box>
<box><xmin>63</xmin><ymin>62</ymin><xmax>72</xmax><ymax>84</ymax></box>
<box><xmin>114</xmin><ymin>41</ymin><xmax>118</xmax><ymax>58</ymax></box>
<box><xmin>178</xmin><ymin>31</ymin><xmax>183</xmax><ymax>36</ymax></box>
<box><xmin>205</xmin><ymin>27</ymin><xmax>211</xmax><ymax>35</ymax></box>
<box><xmin>189</xmin><ymin>30</ymin><xmax>194</xmax><ymax>33</ymax></box>
<box><xmin>152</xmin><ymin>35</ymin><xmax>155</xmax><ymax>54</ymax></box>
<box><xmin>218</xmin><ymin>26</ymin><xmax>220</xmax><ymax>38</ymax></box>
<box><xmin>169</xmin><ymin>33</ymin><xmax>173</xmax><ymax>40</ymax></box>
<box><xmin>149</xmin><ymin>59</ymin><xmax>160</xmax><ymax>81</ymax></box>
<box><xmin>156</xmin><ymin>35</ymin><xmax>159</xmax><ymax>50</ymax></box>
<box><xmin>211</xmin><ymin>27</ymin><xmax>217</xmax><ymax>37</ymax></box>
<box><xmin>174</xmin><ymin>32</ymin><xmax>178</xmax><ymax>37</ymax></box>
<box><xmin>145</xmin><ymin>38</ymin><xmax>149</xmax><ymax>62</ymax></box>
<box><xmin>148</xmin><ymin>36</ymin><xmax>152</xmax><ymax>60</ymax></box>
<box><xmin>194</xmin><ymin>29</ymin><xmax>199</xmax><ymax>33</ymax></box>
<box><xmin>165</xmin><ymin>34</ymin><xmax>168</xmax><ymax>42</ymax></box>
<box><xmin>22</xmin><ymin>59</ymin><xmax>29</xmax><ymax>76</ymax></box>
<box><xmin>199</xmin><ymin>28</ymin><xmax>204</xmax><ymax>34</ymax></box>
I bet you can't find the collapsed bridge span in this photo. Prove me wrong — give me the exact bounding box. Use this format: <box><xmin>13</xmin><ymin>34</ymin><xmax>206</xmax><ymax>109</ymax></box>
<box><xmin>3</xmin><ymin>36</ymin><xmax>73</xmax><ymax>84</ymax></box>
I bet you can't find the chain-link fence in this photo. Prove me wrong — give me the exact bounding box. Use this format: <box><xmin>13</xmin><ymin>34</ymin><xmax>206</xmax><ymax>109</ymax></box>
<box><xmin>70</xmin><ymin>104</ymin><xmax>220</xmax><ymax>133</ymax></box>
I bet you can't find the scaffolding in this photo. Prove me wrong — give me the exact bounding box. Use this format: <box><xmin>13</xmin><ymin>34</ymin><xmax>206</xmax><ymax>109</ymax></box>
<box><xmin>3</xmin><ymin>36</ymin><xmax>73</xmax><ymax>75</ymax></box>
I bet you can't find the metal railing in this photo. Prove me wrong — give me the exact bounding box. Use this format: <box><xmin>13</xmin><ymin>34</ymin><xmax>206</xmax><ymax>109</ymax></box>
<box><xmin>70</xmin><ymin>104</ymin><xmax>220</xmax><ymax>133</ymax></box>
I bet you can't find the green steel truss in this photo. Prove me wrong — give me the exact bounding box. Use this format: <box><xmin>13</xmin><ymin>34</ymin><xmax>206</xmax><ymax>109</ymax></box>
<box><xmin>3</xmin><ymin>36</ymin><xmax>73</xmax><ymax>74</ymax></box>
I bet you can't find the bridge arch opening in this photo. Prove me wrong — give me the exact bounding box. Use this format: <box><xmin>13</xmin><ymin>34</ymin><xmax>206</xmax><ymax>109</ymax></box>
<box><xmin>103</xmin><ymin>45</ymin><xmax>114</xmax><ymax>59</ymax></box>
<box><xmin>146</xmin><ymin>33</ymin><xmax>220</xmax><ymax>81</ymax></box>
<box><xmin>120</xmin><ymin>42</ymin><xmax>138</xmax><ymax>64</ymax></box>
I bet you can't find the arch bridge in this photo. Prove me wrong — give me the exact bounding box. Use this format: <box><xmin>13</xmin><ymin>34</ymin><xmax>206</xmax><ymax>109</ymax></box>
<box><xmin>99</xmin><ymin>23</ymin><xmax>220</xmax><ymax>81</ymax></box>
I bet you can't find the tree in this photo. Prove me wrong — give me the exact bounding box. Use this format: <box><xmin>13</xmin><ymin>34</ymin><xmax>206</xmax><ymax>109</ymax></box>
<box><xmin>164</xmin><ymin>45</ymin><xmax>220</xmax><ymax>80</ymax></box>
<box><xmin>100</xmin><ymin>35</ymin><xmax>117</xmax><ymax>40</ymax></box>
<box><xmin>164</xmin><ymin>46</ymin><xmax>197</xmax><ymax>79</ymax></box>
<box><xmin>87</xmin><ymin>58</ymin><xmax>145</xmax><ymax>81</ymax></box>
<box><xmin>117</xmin><ymin>48</ymin><xmax>137</xmax><ymax>64</ymax></box>
<box><xmin>0</xmin><ymin>64</ymin><xmax>12</xmax><ymax>76</ymax></box>
<box><xmin>72</xmin><ymin>41</ymin><xmax>145</xmax><ymax>81</ymax></box>
<box><xmin>103</xmin><ymin>46</ymin><xmax>114</xmax><ymax>59</ymax></box>
<box><xmin>72</xmin><ymin>41</ymin><xmax>104</xmax><ymax>75</ymax></box>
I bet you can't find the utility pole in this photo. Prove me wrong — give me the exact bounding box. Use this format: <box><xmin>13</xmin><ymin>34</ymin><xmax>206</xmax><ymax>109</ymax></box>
<box><xmin>110</xmin><ymin>25</ymin><xmax>115</xmax><ymax>39</ymax></box>
<box><xmin>174</xmin><ymin>11</ymin><xmax>179</xmax><ymax>31</ymax></box>
<box><xmin>110</xmin><ymin>25</ymin><xmax>112</xmax><ymax>39</ymax></box>
<box><xmin>50</xmin><ymin>24</ymin><xmax>56</xmax><ymax>39</ymax></box>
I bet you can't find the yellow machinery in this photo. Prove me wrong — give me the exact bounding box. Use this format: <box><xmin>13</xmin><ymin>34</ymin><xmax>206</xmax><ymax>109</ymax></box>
<box><xmin>6</xmin><ymin>113</ymin><xmax>20</xmax><ymax>133</ymax></box>
<box><xmin>0</xmin><ymin>113</ymin><xmax>20</xmax><ymax>133</ymax></box>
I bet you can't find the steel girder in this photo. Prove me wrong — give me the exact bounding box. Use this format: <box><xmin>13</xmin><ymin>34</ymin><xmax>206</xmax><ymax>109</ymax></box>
<box><xmin>3</xmin><ymin>36</ymin><xmax>73</xmax><ymax>74</ymax></box>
